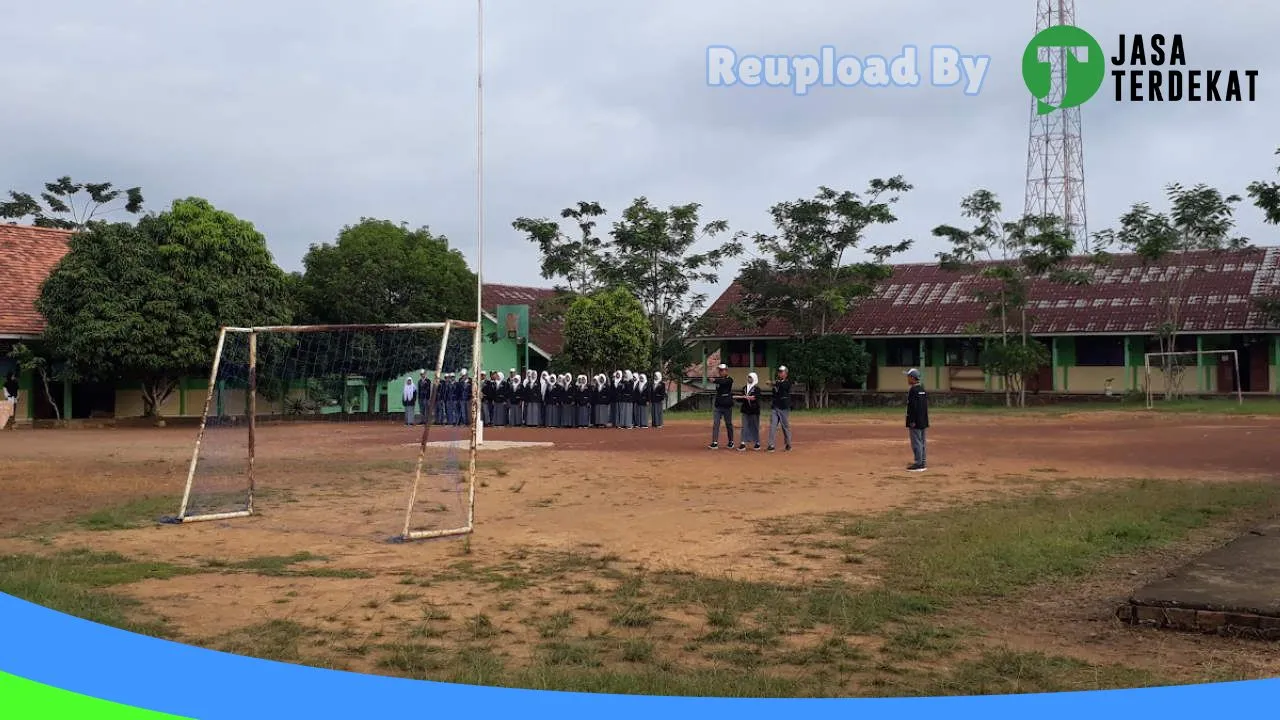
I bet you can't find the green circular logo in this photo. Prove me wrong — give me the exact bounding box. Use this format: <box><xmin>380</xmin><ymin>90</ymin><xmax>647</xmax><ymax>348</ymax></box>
<box><xmin>1022</xmin><ymin>25</ymin><xmax>1105</xmax><ymax>113</ymax></box>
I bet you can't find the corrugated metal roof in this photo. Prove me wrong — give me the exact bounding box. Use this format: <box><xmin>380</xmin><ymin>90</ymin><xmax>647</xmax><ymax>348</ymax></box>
<box><xmin>695</xmin><ymin>247</ymin><xmax>1280</xmax><ymax>338</ymax></box>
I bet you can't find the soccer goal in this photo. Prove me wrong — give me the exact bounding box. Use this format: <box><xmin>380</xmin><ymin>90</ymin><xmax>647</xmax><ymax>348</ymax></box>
<box><xmin>1143</xmin><ymin>350</ymin><xmax>1243</xmax><ymax>409</ymax></box>
<box><xmin>167</xmin><ymin>320</ymin><xmax>482</xmax><ymax>542</ymax></box>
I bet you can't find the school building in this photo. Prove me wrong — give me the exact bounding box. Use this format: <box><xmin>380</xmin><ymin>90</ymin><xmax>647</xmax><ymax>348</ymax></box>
<box><xmin>688</xmin><ymin>247</ymin><xmax>1280</xmax><ymax>397</ymax></box>
<box><xmin>1</xmin><ymin>223</ymin><xmax>566</xmax><ymax>423</ymax></box>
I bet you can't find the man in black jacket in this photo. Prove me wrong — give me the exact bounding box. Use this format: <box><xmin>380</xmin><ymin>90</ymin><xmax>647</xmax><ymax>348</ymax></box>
<box><xmin>709</xmin><ymin>363</ymin><xmax>735</xmax><ymax>449</ymax></box>
<box><xmin>905</xmin><ymin>368</ymin><xmax>929</xmax><ymax>472</ymax></box>
<box><xmin>766</xmin><ymin>365</ymin><xmax>793</xmax><ymax>452</ymax></box>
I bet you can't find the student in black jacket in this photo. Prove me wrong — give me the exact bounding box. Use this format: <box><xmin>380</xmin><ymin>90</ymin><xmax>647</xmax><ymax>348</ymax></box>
<box><xmin>649</xmin><ymin>371</ymin><xmax>667</xmax><ymax>428</ymax></box>
<box><xmin>905</xmin><ymin>368</ymin><xmax>929</xmax><ymax>472</ymax></box>
<box><xmin>766</xmin><ymin>365</ymin><xmax>793</xmax><ymax>452</ymax></box>
<box><xmin>737</xmin><ymin>372</ymin><xmax>762</xmax><ymax>451</ymax></box>
<box><xmin>708</xmin><ymin>364</ymin><xmax>736</xmax><ymax>449</ymax></box>
<box><xmin>593</xmin><ymin>374</ymin><xmax>610</xmax><ymax>427</ymax></box>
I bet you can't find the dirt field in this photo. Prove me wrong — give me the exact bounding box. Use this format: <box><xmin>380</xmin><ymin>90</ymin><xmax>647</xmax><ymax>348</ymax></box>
<box><xmin>2</xmin><ymin>409</ymin><xmax>1279</xmax><ymax>696</ymax></box>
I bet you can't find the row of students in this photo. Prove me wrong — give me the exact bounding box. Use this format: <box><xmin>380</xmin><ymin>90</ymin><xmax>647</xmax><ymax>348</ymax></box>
<box><xmin>403</xmin><ymin>370</ymin><xmax>472</xmax><ymax>426</ymax></box>
<box><xmin>481</xmin><ymin>369</ymin><xmax>667</xmax><ymax>429</ymax></box>
<box><xmin>709</xmin><ymin>363</ymin><xmax>794</xmax><ymax>452</ymax></box>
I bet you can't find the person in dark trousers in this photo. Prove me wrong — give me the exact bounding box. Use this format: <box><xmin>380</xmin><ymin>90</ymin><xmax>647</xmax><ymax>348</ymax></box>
<box><xmin>481</xmin><ymin>371</ymin><xmax>496</xmax><ymax>426</ymax></box>
<box><xmin>766</xmin><ymin>365</ymin><xmax>793</xmax><ymax>452</ymax></box>
<box><xmin>649</xmin><ymin>371</ymin><xmax>666</xmax><ymax>428</ymax></box>
<box><xmin>737</xmin><ymin>371</ymin><xmax>762</xmax><ymax>451</ymax></box>
<box><xmin>905</xmin><ymin>368</ymin><xmax>929</xmax><ymax>472</ymax></box>
<box><xmin>575</xmin><ymin>374</ymin><xmax>592</xmax><ymax>428</ymax></box>
<box><xmin>708</xmin><ymin>364</ymin><xmax>735</xmax><ymax>449</ymax></box>
<box><xmin>546</xmin><ymin>375</ymin><xmax>562</xmax><ymax>428</ymax></box>
<box><xmin>492</xmin><ymin>372</ymin><xmax>508</xmax><ymax>426</ymax></box>
<box><xmin>633</xmin><ymin>372</ymin><xmax>649</xmax><ymax>428</ymax></box>
<box><xmin>435</xmin><ymin>373</ymin><xmax>452</xmax><ymax>425</ymax></box>
<box><xmin>593</xmin><ymin>374</ymin><xmax>611</xmax><ymax>427</ymax></box>
<box><xmin>416</xmin><ymin>370</ymin><xmax>433</xmax><ymax>425</ymax></box>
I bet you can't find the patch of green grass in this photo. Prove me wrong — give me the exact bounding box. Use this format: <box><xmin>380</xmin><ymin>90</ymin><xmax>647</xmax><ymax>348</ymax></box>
<box><xmin>876</xmin><ymin>479</ymin><xmax>1280</xmax><ymax>601</ymax></box>
<box><xmin>540</xmin><ymin>641</ymin><xmax>602</xmax><ymax>667</ymax></box>
<box><xmin>76</xmin><ymin>496</ymin><xmax>180</xmax><ymax>531</ymax></box>
<box><xmin>909</xmin><ymin>648</ymin><xmax>1163</xmax><ymax>696</ymax></box>
<box><xmin>204</xmin><ymin>552</ymin><xmax>373</xmax><ymax>579</ymax></box>
<box><xmin>0</xmin><ymin>550</ymin><xmax>194</xmax><ymax>637</ymax></box>
<box><xmin>214</xmin><ymin>620</ymin><xmax>342</xmax><ymax>668</ymax></box>
<box><xmin>378</xmin><ymin>643</ymin><xmax>448</xmax><ymax>677</ymax></box>
<box><xmin>881</xmin><ymin>625</ymin><xmax>961</xmax><ymax>660</ymax></box>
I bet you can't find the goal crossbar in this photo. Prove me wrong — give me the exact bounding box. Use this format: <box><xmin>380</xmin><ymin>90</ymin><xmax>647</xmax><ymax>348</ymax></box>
<box><xmin>169</xmin><ymin>319</ymin><xmax>482</xmax><ymax>543</ymax></box>
<box><xmin>1142</xmin><ymin>349</ymin><xmax>1243</xmax><ymax>409</ymax></box>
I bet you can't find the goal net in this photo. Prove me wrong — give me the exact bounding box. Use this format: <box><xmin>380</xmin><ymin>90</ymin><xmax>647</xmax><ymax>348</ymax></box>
<box><xmin>1143</xmin><ymin>350</ymin><xmax>1243</xmax><ymax>408</ymax></box>
<box><xmin>167</xmin><ymin>321</ymin><xmax>481</xmax><ymax>542</ymax></box>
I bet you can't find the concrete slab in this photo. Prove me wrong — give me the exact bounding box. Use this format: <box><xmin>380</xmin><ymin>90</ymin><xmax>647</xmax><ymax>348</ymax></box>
<box><xmin>400</xmin><ymin>440</ymin><xmax>553</xmax><ymax>451</ymax></box>
<box><xmin>1117</xmin><ymin>520</ymin><xmax>1280</xmax><ymax>639</ymax></box>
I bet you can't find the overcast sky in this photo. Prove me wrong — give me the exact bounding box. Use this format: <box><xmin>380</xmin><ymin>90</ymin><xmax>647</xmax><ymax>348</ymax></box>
<box><xmin>2</xmin><ymin>0</ymin><xmax>1277</xmax><ymax>305</ymax></box>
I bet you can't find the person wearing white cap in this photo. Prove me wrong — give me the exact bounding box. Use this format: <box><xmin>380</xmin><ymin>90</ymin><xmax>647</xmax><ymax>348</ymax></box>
<box><xmin>904</xmin><ymin>368</ymin><xmax>929</xmax><ymax>472</ymax></box>
<box><xmin>708</xmin><ymin>363</ymin><xmax>736</xmax><ymax>449</ymax></box>
<box><xmin>766</xmin><ymin>365</ymin><xmax>793</xmax><ymax>452</ymax></box>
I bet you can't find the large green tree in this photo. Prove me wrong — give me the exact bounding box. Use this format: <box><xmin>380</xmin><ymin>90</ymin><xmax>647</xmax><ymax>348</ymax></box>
<box><xmin>294</xmin><ymin>219</ymin><xmax>477</xmax><ymax>404</ymax></box>
<box><xmin>603</xmin><ymin>197</ymin><xmax>743</xmax><ymax>372</ymax></box>
<box><xmin>34</xmin><ymin>197</ymin><xmax>293</xmax><ymax>417</ymax></box>
<box><xmin>0</xmin><ymin>176</ymin><xmax>143</xmax><ymax>229</ymax></box>
<box><xmin>297</xmin><ymin>218</ymin><xmax>474</xmax><ymax>325</ymax></box>
<box><xmin>1091</xmin><ymin>183</ymin><xmax>1249</xmax><ymax>399</ymax></box>
<box><xmin>734</xmin><ymin>179</ymin><xmax>913</xmax><ymax>407</ymax></box>
<box><xmin>559</xmin><ymin>287</ymin><xmax>652</xmax><ymax>374</ymax></box>
<box><xmin>513</xmin><ymin>198</ymin><xmax>743</xmax><ymax>374</ymax></box>
<box><xmin>933</xmin><ymin>189</ymin><xmax>1090</xmax><ymax>407</ymax></box>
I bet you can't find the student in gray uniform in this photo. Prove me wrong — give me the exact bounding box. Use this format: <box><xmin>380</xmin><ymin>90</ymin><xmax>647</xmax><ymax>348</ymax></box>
<box><xmin>492</xmin><ymin>372</ymin><xmax>508</xmax><ymax>426</ymax></box>
<box><xmin>509</xmin><ymin>375</ymin><xmax>524</xmax><ymax>426</ymax></box>
<box><xmin>608</xmin><ymin>370</ymin><xmax>622</xmax><ymax>427</ymax></box>
<box><xmin>766</xmin><ymin>365</ymin><xmax>793</xmax><ymax>452</ymax></box>
<box><xmin>546</xmin><ymin>374</ymin><xmax>562</xmax><ymax>428</ymax></box>
<box><xmin>633</xmin><ymin>372</ymin><xmax>649</xmax><ymax>428</ymax></box>
<box><xmin>560</xmin><ymin>374</ymin><xmax>575</xmax><ymax>427</ymax></box>
<box><xmin>575</xmin><ymin>375</ymin><xmax>591</xmax><ymax>427</ymax></box>
<box><xmin>617</xmin><ymin>370</ymin><xmax>635</xmax><ymax>429</ymax></box>
<box><xmin>649</xmin><ymin>371</ymin><xmax>666</xmax><ymax>428</ymax></box>
<box><xmin>593</xmin><ymin>374</ymin><xmax>610</xmax><ymax>427</ymax></box>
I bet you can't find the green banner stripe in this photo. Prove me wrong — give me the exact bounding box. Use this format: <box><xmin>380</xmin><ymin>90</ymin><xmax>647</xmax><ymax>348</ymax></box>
<box><xmin>0</xmin><ymin>671</ymin><xmax>192</xmax><ymax>719</ymax></box>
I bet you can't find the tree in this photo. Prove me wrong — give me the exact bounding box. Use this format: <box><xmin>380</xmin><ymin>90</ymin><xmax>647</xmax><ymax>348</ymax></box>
<box><xmin>296</xmin><ymin>219</ymin><xmax>478</xmax><ymax>404</ymax></box>
<box><xmin>777</xmin><ymin>335</ymin><xmax>871</xmax><ymax>409</ymax></box>
<box><xmin>512</xmin><ymin>202</ymin><xmax>609</xmax><ymax>296</ymax></box>
<box><xmin>604</xmin><ymin>197</ymin><xmax>744</xmax><ymax>373</ymax></box>
<box><xmin>933</xmin><ymin>189</ymin><xmax>1090</xmax><ymax>407</ymax></box>
<box><xmin>734</xmin><ymin>179</ymin><xmax>914</xmax><ymax>407</ymax></box>
<box><xmin>0</xmin><ymin>176</ymin><xmax>143</xmax><ymax>229</ymax></box>
<box><xmin>1091</xmin><ymin>183</ymin><xmax>1250</xmax><ymax>399</ymax></box>
<box><xmin>297</xmin><ymin>219</ymin><xmax>474</xmax><ymax>325</ymax></box>
<box><xmin>7</xmin><ymin>343</ymin><xmax>67</xmax><ymax>421</ymax></box>
<box><xmin>1247</xmin><ymin>148</ymin><xmax>1280</xmax><ymax>225</ymax></box>
<box><xmin>35</xmin><ymin>198</ymin><xmax>293</xmax><ymax>417</ymax></box>
<box><xmin>559</xmin><ymin>287</ymin><xmax>652</xmax><ymax>374</ymax></box>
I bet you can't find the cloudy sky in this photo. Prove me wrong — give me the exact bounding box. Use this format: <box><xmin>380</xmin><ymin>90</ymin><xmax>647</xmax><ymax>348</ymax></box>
<box><xmin>2</xmin><ymin>0</ymin><xmax>1277</xmax><ymax>305</ymax></box>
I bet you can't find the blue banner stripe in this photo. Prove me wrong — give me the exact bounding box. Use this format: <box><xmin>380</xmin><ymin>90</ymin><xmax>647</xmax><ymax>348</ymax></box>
<box><xmin>1</xmin><ymin>592</ymin><xmax>1276</xmax><ymax>719</ymax></box>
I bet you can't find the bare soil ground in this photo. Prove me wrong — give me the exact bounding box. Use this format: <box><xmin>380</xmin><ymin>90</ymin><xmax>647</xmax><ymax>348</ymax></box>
<box><xmin>1</xmin><ymin>409</ymin><xmax>1278</xmax><ymax>695</ymax></box>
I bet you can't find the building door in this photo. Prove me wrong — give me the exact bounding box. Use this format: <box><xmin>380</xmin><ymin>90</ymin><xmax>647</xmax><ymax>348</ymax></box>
<box><xmin>1216</xmin><ymin>354</ymin><xmax>1239</xmax><ymax>394</ymax></box>
<box><xmin>1247</xmin><ymin>345</ymin><xmax>1270</xmax><ymax>392</ymax></box>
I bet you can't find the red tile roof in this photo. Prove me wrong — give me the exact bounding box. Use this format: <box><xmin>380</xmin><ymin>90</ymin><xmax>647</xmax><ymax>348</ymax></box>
<box><xmin>0</xmin><ymin>224</ymin><xmax>72</xmax><ymax>336</ymax></box>
<box><xmin>695</xmin><ymin>247</ymin><xmax>1280</xmax><ymax>339</ymax></box>
<box><xmin>481</xmin><ymin>283</ymin><xmax>565</xmax><ymax>356</ymax></box>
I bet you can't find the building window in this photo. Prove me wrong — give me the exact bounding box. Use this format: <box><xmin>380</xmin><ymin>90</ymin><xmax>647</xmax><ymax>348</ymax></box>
<box><xmin>884</xmin><ymin>339</ymin><xmax>921</xmax><ymax>367</ymax></box>
<box><xmin>1075</xmin><ymin>336</ymin><xmax>1125</xmax><ymax>366</ymax></box>
<box><xmin>725</xmin><ymin>341</ymin><xmax>765</xmax><ymax>368</ymax></box>
<box><xmin>944</xmin><ymin>339</ymin><xmax>980</xmax><ymax>367</ymax></box>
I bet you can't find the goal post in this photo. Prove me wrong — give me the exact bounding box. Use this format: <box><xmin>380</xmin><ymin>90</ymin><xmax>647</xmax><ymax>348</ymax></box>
<box><xmin>167</xmin><ymin>320</ymin><xmax>481</xmax><ymax>542</ymax></box>
<box><xmin>1143</xmin><ymin>349</ymin><xmax>1243</xmax><ymax>409</ymax></box>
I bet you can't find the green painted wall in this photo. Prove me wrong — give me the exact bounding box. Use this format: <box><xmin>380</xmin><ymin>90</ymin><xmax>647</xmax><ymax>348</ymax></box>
<box><xmin>480</xmin><ymin>315</ymin><xmax>522</xmax><ymax>373</ymax></box>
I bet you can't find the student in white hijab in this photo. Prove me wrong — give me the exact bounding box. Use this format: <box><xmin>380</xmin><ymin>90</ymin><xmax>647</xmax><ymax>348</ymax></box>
<box><xmin>574</xmin><ymin>374</ymin><xmax>590</xmax><ymax>428</ymax></box>
<box><xmin>593</xmin><ymin>374</ymin><xmax>610</xmax><ymax>427</ymax></box>
<box><xmin>402</xmin><ymin>377</ymin><xmax>418</xmax><ymax>426</ymax></box>
<box><xmin>558</xmin><ymin>374</ymin><xmax>574</xmax><ymax>428</ymax></box>
<box><xmin>650</xmin><ymin>371</ymin><xmax>666</xmax><ymax>428</ymax></box>
<box><xmin>737</xmin><ymin>371</ymin><xmax>763</xmax><ymax>451</ymax></box>
<box><xmin>492</xmin><ymin>372</ymin><xmax>508</xmax><ymax>426</ymax></box>
<box><xmin>633</xmin><ymin>372</ymin><xmax>649</xmax><ymax>428</ymax></box>
<box><xmin>609</xmin><ymin>370</ymin><xmax>623</xmax><ymax>427</ymax></box>
<box><xmin>617</xmin><ymin>370</ymin><xmax>635</xmax><ymax>429</ymax></box>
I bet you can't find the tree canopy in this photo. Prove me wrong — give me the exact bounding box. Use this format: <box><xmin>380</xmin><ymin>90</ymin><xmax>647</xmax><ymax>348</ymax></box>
<box><xmin>0</xmin><ymin>176</ymin><xmax>144</xmax><ymax>229</ymax></box>
<box><xmin>559</xmin><ymin>287</ymin><xmax>652</xmax><ymax>374</ymax></box>
<box><xmin>35</xmin><ymin>197</ymin><xmax>293</xmax><ymax>416</ymax></box>
<box><xmin>296</xmin><ymin>218</ymin><xmax>475</xmax><ymax>325</ymax></box>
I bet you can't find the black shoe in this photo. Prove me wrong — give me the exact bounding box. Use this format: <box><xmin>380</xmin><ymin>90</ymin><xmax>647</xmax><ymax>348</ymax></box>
<box><xmin>753</xmin><ymin>444</ymin><xmax>761</xmax><ymax>451</ymax></box>
<box><xmin>907</xmin><ymin>463</ymin><xmax>927</xmax><ymax>472</ymax></box>
<box><xmin>737</xmin><ymin>443</ymin><xmax>746</xmax><ymax>451</ymax></box>
<box><xmin>709</xmin><ymin>442</ymin><xmax>719</xmax><ymax>449</ymax></box>
<box><xmin>767</xmin><ymin>446</ymin><xmax>775</xmax><ymax>452</ymax></box>
<box><xmin>785</xmin><ymin>446</ymin><xmax>792</xmax><ymax>452</ymax></box>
